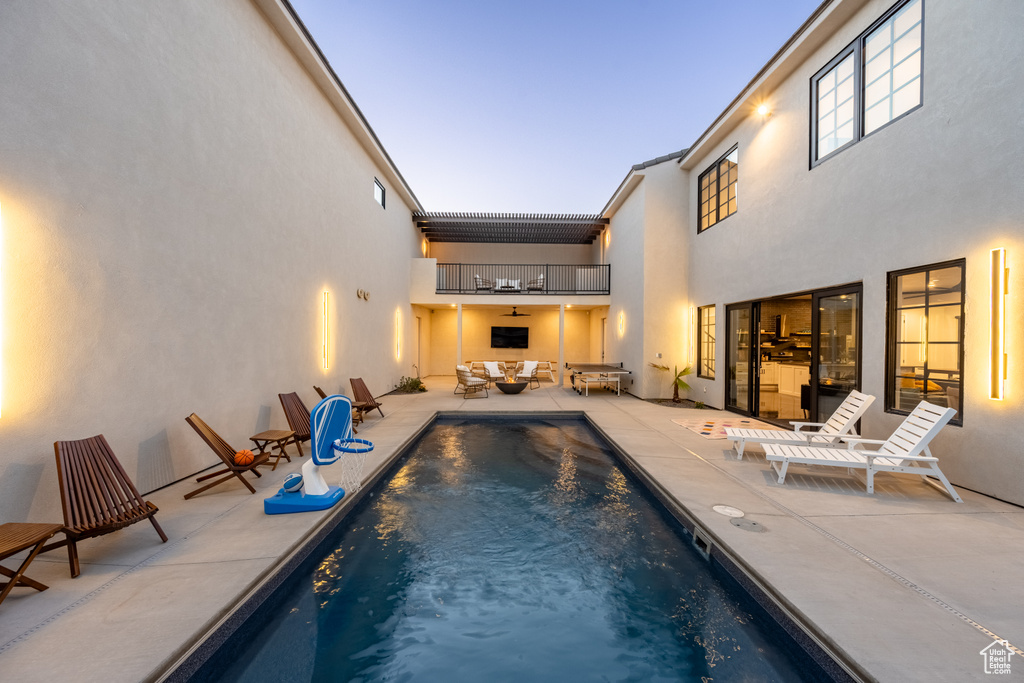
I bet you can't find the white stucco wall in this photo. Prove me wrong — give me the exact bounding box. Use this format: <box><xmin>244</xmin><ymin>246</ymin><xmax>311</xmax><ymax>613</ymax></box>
<box><xmin>681</xmin><ymin>0</ymin><xmax>1024</xmax><ymax>503</ymax></box>
<box><xmin>0</xmin><ymin>0</ymin><xmax>421</xmax><ymax>521</ymax></box>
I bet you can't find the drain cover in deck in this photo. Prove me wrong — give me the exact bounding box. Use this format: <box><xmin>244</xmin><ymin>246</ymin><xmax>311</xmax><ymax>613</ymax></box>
<box><xmin>730</xmin><ymin>518</ymin><xmax>765</xmax><ymax>532</ymax></box>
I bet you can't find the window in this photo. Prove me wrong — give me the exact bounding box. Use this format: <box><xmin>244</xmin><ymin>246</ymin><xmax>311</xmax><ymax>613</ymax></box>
<box><xmin>886</xmin><ymin>259</ymin><xmax>964</xmax><ymax>424</ymax></box>
<box><xmin>697</xmin><ymin>305</ymin><xmax>716</xmax><ymax>379</ymax></box>
<box><xmin>811</xmin><ymin>0</ymin><xmax>923</xmax><ymax>165</ymax></box>
<box><xmin>373</xmin><ymin>178</ymin><xmax>386</xmax><ymax>208</ymax></box>
<box><xmin>698</xmin><ymin>147</ymin><xmax>738</xmax><ymax>232</ymax></box>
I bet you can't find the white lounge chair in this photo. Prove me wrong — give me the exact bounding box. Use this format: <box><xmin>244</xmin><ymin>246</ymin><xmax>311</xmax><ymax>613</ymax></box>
<box><xmin>725</xmin><ymin>390</ymin><xmax>875</xmax><ymax>459</ymax></box>
<box><xmin>763</xmin><ymin>401</ymin><xmax>962</xmax><ymax>502</ymax></box>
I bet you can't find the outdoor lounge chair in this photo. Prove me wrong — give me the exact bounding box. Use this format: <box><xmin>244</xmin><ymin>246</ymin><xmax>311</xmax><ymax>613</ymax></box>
<box><xmin>278</xmin><ymin>392</ymin><xmax>313</xmax><ymax>453</ymax></box>
<box><xmin>725</xmin><ymin>390</ymin><xmax>875</xmax><ymax>459</ymax></box>
<box><xmin>184</xmin><ymin>413</ymin><xmax>270</xmax><ymax>499</ymax></box>
<box><xmin>763</xmin><ymin>401</ymin><xmax>962</xmax><ymax>502</ymax></box>
<box><xmin>350</xmin><ymin>378</ymin><xmax>384</xmax><ymax>420</ymax></box>
<box><xmin>314</xmin><ymin>385</ymin><xmax>327</xmax><ymax>400</ymax></box>
<box><xmin>45</xmin><ymin>435</ymin><xmax>168</xmax><ymax>577</ymax></box>
<box><xmin>474</xmin><ymin>274</ymin><xmax>494</xmax><ymax>291</ymax></box>
<box><xmin>526</xmin><ymin>274</ymin><xmax>544</xmax><ymax>291</ymax></box>
<box><xmin>515</xmin><ymin>360</ymin><xmax>541</xmax><ymax>389</ymax></box>
<box><xmin>455</xmin><ymin>366</ymin><xmax>488</xmax><ymax>398</ymax></box>
<box><xmin>481</xmin><ymin>361</ymin><xmax>505</xmax><ymax>386</ymax></box>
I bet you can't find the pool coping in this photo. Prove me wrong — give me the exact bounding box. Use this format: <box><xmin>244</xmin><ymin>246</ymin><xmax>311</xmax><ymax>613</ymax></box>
<box><xmin>158</xmin><ymin>410</ymin><xmax>867</xmax><ymax>682</ymax></box>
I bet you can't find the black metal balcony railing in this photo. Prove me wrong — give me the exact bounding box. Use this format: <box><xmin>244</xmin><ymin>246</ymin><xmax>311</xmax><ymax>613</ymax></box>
<box><xmin>436</xmin><ymin>264</ymin><xmax>610</xmax><ymax>295</ymax></box>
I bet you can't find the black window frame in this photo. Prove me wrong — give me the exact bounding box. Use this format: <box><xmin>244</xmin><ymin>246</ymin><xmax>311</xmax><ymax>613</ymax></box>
<box><xmin>697</xmin><ymin>304</ymin><xmax>716</xmax><ymax>379</ymax></box>
<box><xmin>884</xmin><ymin>258</ymin><xmax>965</xmax><ymax>426</ymax></box>
<box><xmin>810</xmin><ymin>0</ymin><xmax>924</xmax><ymax>168</ymax></box>
<box><xmin>697</xmin><ymin>145</ymin><xmax>738</xmax><ymax>233</ymax></box>
<box><xmin>373</xmin><ymin>178</ymin><xmax>386</xmax><ymax>208</ymax></box>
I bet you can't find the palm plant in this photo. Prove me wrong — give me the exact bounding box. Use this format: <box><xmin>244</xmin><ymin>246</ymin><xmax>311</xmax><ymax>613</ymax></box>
<box><xmin>672</xmin><ymin>365</ymin><xmax>692</xmax><ymax>403</ymax></box>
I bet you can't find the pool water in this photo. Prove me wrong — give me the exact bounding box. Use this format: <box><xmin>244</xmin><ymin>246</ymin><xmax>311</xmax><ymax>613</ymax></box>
<box><xmin>204</xmin><ymin>418</ymin><xmax>832</xmax><ymax>682</ymax></box>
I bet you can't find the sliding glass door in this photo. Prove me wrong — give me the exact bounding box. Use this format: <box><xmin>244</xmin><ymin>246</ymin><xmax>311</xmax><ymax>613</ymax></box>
<box><xmin>726</xmin><ymin>303</ymin><xmax>756</xmax><ymax>414</ymax></box>
<box><xmin>811</xmin><ymin>286</ymin><xmax>862</xmax><ymax>422</ymax></box>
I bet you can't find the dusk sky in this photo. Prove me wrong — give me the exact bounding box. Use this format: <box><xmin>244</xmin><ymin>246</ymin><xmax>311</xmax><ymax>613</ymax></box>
<box><xmin>289</xmin><ymin>0</ymin><xmax>823</xmax><ymax>213</ymax></box>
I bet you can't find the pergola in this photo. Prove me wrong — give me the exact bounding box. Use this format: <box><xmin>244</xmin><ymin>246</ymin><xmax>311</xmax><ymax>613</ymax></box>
<box><xmin>413</xmin><ymin>212</ymin><xmax>608</xmax><ymax>244</ymax></box>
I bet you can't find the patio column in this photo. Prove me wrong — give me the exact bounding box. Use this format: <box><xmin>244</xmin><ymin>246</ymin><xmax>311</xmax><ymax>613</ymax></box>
<box><xmin>558</xmin><ymin>303</ymin><xmax>565</xmax><ymax>386</ymax></box>
<box><xmin>456</xmin><ymin>303</ymin><xmax>463</xmax><ymax>367</ymax></box>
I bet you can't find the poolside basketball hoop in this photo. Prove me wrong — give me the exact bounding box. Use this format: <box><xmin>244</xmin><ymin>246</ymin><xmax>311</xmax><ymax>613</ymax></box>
<box><xmin>264</xmin><ymin>394</ymin><xmax>373</xmax><ymax>515</ymax></box>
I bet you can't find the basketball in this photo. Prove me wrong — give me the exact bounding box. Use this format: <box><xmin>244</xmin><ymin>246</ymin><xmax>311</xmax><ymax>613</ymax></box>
<box><xmin>283</xmin><ymin>472</ymin><xmax>304</xmax><ymax>493</ymax></box>
<box><xmin>234</xmin><ymin>449</ymin><xmax>255</xmax><ymax>466</ymax></box>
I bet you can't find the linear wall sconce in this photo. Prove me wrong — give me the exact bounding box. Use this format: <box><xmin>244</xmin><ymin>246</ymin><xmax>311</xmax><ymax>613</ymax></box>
<box><xmin>323</xmin><ymin>290</ymin><xmax>329</xmax><ymax>370</ymax></box>
<box><xmin>0</xmin><ymin>201</ymin><xmax>3</xmax><ymax>417</ymax></box>
<box><xmin>991</xmin><ymin>248</ymin><xmax>1007</xmax><ymax>400</ymax></box>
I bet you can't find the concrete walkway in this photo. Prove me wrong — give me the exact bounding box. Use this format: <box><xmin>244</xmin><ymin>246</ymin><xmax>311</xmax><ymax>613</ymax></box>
<box><xmin>0</xmin><ymin>378</ymin><xmax>1020</xmax><ymax>682</ymax></box>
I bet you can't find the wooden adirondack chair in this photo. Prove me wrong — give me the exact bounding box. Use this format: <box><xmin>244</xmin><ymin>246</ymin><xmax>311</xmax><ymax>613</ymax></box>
<box><xmin>45</xmin><ymin>435</ymin><xmax>168</xmax><ymax>577</ymax></box>
<box><xmin>184</xmin><ymin>413</ymin><xmax>270</xmax><ymax>500</ymax></box>
<box><xmin>278</xmin><ymin>392</ymin><xmax>312</xmax><ymax>452</ymax></box>
<box><xmin>349</xmin><ymin>378</ymin><xmax>384</xmax><ymax>421</ymax></box>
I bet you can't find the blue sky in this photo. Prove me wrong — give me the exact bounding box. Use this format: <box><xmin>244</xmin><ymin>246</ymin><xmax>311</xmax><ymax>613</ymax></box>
<box><xmin>289</xmin><ymin>0</ymin><xmax>823</xmax><ymax>213</ymax></box>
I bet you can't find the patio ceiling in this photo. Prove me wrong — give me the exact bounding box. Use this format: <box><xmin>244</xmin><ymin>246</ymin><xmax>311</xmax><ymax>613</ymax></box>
<box><xmin>414</xmin><ymin>212</ymin><xmax>608</xmax><ymax>244</ymax></box>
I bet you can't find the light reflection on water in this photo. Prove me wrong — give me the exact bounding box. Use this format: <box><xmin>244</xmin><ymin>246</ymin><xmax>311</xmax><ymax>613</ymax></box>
<box><xmin>213</xmin><ymin>420</ymin><xmax>829</xmax><ymax>683</ymax></box>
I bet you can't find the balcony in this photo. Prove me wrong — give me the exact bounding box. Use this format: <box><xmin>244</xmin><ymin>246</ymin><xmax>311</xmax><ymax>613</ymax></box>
<box><xmin>435</xmin><ymin>263</ymin><xmax>610</xmax><ymax>295</ymax></box>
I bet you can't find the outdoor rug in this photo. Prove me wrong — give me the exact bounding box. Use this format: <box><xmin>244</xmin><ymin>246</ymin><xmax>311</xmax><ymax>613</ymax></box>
<box><xmin>671</xmin><ymin>416</ymin><xmax>783</xmax><ymax>439</ymax></box>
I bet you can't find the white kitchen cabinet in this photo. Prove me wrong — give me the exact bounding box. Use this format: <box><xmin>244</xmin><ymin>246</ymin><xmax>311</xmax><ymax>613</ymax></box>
<box><xmin>780</xmin><ymin>364</ymin><xmax>810</xmax><ymax>396</ymax></box>
<box><xmin>760</xmin><ymin>361</ymin><xmax>779</xmax><ymax>386</ymax></box>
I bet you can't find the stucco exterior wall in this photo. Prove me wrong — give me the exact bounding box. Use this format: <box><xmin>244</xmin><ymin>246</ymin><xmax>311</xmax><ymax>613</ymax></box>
<box><xmin>0</xmin><ymin>0</ymin><xmax>421</xmax><ymax>521</ymax></box>
<box><xmin>604</xmin><ymin>181</ymin><xmax>646</xmax><ymax>396</ymax></box>
<box><xmin>682</xmin><ymin>0</ymin><xmax>1024</xmax><ymax>503</ymax></box>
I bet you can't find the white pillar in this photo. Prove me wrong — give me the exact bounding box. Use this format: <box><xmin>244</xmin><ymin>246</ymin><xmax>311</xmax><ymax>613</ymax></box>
<box><xmin>558</xmin><ymin>303</ymin><xmax>565</xmax><ymax>386</ymax></box>
<box><xmin>456</xmin><ymin>303</ymin><xmax>463</xmax><ymax>368</ymax></box>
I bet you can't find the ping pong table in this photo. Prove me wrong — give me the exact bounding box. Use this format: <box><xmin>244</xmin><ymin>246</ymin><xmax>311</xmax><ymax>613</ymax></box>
<box><xmin>564</xmin><ymin>362</ymin><xmax>631</xmax><ymax>396</ymax></box>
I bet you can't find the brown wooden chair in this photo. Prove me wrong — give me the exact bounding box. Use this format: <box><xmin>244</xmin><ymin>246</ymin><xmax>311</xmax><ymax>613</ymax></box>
<box><xmin>278</xmin><ymin>392</ymin><xmax>312</xmax><ymax>452</ymax></box>
<box><xmin>44</xmin><ymin>435</ymin><xmax>168</xmax><ymax>578</ymax></box>
<box><xmin>184</xmin><ymin>413</ymin><xmax>270</xmax><ymax>500</ymax></box>
<box><xmin>313</xmin><ymin>386</ymin><xmax>359</xmax><ymax>433</ymax></box>
<box><xmin>350</xmin><ymin>378</ymin><xmax>384</xmax><ymax>421</ymax></box>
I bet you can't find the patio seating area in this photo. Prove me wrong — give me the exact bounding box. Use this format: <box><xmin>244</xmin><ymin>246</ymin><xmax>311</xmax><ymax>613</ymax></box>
<box><xmin>0</xmin><ymin>379</ymin><xmax>1020</xmax><ymax>682</ymax></box>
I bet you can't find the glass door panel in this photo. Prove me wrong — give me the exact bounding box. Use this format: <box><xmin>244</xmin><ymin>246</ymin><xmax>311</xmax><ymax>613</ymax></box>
<box><xmin>812</xmin><ymin>287</ymin><xmax>861</xmax><ymax>422</ymax></box>
<box><xmin>726</xmin><ymin>304</ymin><xmax>754</xmax><ymax>414</ymax></box>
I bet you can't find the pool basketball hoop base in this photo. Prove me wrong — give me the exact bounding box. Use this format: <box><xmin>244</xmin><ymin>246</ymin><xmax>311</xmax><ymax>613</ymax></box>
<box><xmin>264</xmin><ymin>484</ymin><xmax>344</xmax><ymax>514</ymax></box>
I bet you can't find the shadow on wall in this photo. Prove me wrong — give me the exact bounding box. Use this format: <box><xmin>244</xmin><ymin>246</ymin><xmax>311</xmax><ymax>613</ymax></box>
<box><xmin>137</xmin><ymin>429</ymin><xmax>175</xmax><ymax>494</ymax></box>
<box><xmin>254</xmin><ymin>405</ymin><xmax>272</xmax><ymax>434</ymax></box>
<box><xmin>5</xmin><ymin>462</ymin><xmax>47</xmax><ymax>522</ymax></box>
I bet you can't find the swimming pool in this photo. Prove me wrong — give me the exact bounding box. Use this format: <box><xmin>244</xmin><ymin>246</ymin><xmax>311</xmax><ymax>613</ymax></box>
<box><xmin>189</xmin><ymin>417</ymin><xmax>840</xmax><ymax>681</ymax></box>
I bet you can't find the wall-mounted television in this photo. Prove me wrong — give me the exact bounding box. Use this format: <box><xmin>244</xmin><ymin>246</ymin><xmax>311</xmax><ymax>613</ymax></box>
<box><xmin>491</xmin><ymin>326</ymin><xmax>529</xmax><ymax>349</ymax></box>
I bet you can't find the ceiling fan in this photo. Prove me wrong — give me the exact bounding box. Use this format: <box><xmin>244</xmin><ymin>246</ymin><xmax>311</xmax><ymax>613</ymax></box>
<box><xmin>500</xmin><ymin>306</ymin><xmax>530</xmax><ymax>317</ymax></box>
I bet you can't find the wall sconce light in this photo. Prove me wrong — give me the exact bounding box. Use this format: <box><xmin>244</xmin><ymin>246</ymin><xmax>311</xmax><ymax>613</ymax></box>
<box><xmin>394</xmin><ymin>308</ymin><xmax>402</xmax><ymax>361</ymax></box>
<box><xmin>323</xmin><ymin>290</ymin><xmax>330</xmax><ymax>370</ymax></box>
<box><xmin>604</xmin><ymin>229</ymin><xmax>611</xmax><ymax>248</ymax></box>
<box><xmin>0</xmin><ymin>201</ymin><xmax>4</xmax><ymax>418</ymax></box>
<box><xmin>687</xmin><ymin>305</ymin><xmax>695</xmax><ymax>366</ymax></box>
<box><xmin>991</xmin><ymin>248</ymin><xmax>1007</xmax><ymax>400</ymax></box>
<box><xmin>756</xmin><ymin>103</ymin><xmax>772</xmax><ymax>119</ymax></box>
<box><xmin>618</xmin><ymin>311</ymin><xmax>625</xmax><ymax>337</ymax></box>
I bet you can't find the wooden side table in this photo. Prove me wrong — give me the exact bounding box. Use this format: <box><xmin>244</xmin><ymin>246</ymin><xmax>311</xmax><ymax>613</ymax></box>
<box><xmin>249</xmin><ymin>429</ymin><xmax>301</xmax><ymax>471</ymax></box>
<box><xmin>0</xmin><ymin>523</ymin><xmax>64</xmax><ymax>607</ymax></box>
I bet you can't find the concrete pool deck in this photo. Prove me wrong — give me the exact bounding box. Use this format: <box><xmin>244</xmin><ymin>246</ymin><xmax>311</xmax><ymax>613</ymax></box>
<box><xmin>0</xmin><ymin>378</ymin><xmax>1020</xmax><ymax>682</ymax></box>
